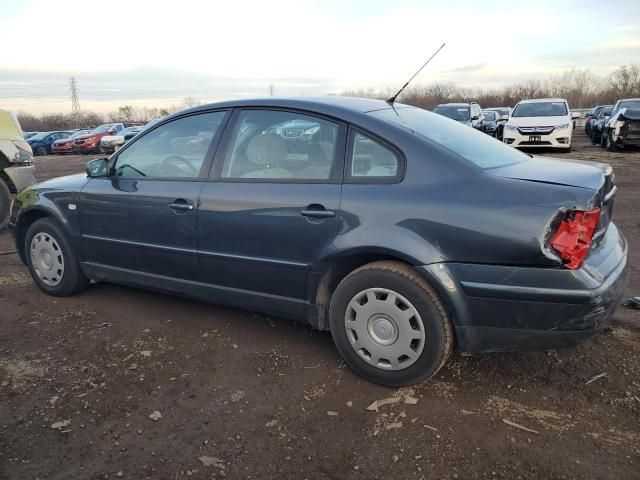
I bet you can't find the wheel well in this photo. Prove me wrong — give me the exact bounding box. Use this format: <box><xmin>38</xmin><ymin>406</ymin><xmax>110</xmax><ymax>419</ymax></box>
<box><xmin>312</xmin><ymin>253</ymin><xmax>414</xmax><ymax>330</ymax></box>
<box><xmin>15</xmin><ymin>210</ymin><xmax>50</xmax><ymax>263</ymax></box>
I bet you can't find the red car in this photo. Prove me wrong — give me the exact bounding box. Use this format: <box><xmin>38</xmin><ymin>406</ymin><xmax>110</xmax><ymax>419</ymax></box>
<box><xmin>73</xmin><ymin>123</ymin><xmax>125</xmax><ymax>154</ymax></box>
<box><xmin>51</xmin><ymin>130</ymin><xmax>92</xmax><ymax>154</ymax></box>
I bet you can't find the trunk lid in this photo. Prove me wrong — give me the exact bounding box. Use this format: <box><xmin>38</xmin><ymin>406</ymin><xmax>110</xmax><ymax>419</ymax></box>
<box><xmin>491</xmin><ymin>155</ymin><xmax>616</xmax><ymax>253</ymax></box>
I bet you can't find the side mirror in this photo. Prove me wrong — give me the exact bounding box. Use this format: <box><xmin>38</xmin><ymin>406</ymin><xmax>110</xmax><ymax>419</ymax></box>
<box><xmin>471</xmin><ymin>115</ymin><xmax>480</xmax><ymax>120</ymax></box>
<box><xmin>86</xmin><ymin>158</ymin><xmax>109</xmax><ymax>177</ymax></box>
<box><xmin>571</xmin><ymin>112</ymin><xmax>580</xmax><ymax>119</ymax></box>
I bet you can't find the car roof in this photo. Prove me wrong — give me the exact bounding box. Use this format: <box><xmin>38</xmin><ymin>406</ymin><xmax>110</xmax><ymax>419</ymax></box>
<box><xmin>517</xmin><ymin>98</ymin><xmax>567</xmax><ymax>104</ymax></box>
<box><xmin>184</xmin><ymin>96</ymin><xmax>397</xmax><ymax>115</ymax></box>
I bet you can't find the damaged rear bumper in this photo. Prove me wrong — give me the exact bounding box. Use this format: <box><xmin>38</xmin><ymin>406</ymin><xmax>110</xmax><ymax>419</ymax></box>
<box><xmin>417</xmin><ymin>224</ymin><xmax>628</xmax><ymax>354</ymax></box>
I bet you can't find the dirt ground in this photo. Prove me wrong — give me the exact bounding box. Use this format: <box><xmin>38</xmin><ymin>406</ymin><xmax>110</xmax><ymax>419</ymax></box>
<box><xmin>1</xmin><ymin>135</ymin><xmax>639</xmax><ymax>480</ymax></box>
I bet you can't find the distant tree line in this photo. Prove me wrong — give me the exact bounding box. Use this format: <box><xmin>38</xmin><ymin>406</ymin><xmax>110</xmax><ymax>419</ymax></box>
<box><xmin>15</xmin><ymin>65</ymin><xmax>640</xmax><ymax>132</ymax></box>
<box><xmin>17</xmin><ymin>97</ymin><xmax>203</xmax><ymax>132</ymax></box>
<box><xmin>343</xmin><ymin>64</ymin><xmax>640</xmax><ymax>110</ymax></box>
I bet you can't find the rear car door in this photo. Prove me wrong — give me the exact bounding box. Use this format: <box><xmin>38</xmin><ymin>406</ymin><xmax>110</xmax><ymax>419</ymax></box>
<box><xmin>197</xmin><ymin>108</ymin><xmax>346</xmax><ymax>317</ymax></box>
<box><xmin>78</xmin><ymin>111</ymin><xmax>229</xmax><ymax>281</ymax></box>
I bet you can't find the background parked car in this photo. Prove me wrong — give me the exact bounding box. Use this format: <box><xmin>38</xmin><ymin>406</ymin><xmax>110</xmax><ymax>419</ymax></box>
<box><xmin>51</xmin><ymin>129</ymin><xmax>92</xmax><ymax>154</ymax></box>
<box><xmin>74</xmin><ymin>123</ymin><xmax>126</xmax><ymax>154</ymax></box>
<box><xmin>585</xmin><ymin>105</ymin><xmax>606</xmax><ymax>136</ymax></box>
<box><xmin>481</xmin><ymin>110</ymin><xmax>506</xmax><ymax>139</ymax></box>
<box><xmin>590</xmin><ymin>106</ymin><xmax>612</xmax><ymax>145</ymax></box>
<box><xmin>503</xmin><ymin>98</ymin><xmax>578</xmax><ymax>151</ymax></box>
<box><xmin>100</xmin><ymin>126</ymin><xmax>144</xmax><ymax>154</ymax></box>
<box><xmin>27</xmin><ymin>131</ymin><xmax>73</xmax><ymax>156</ymax></box>
<box><xmin>23</xmin><ymin>131</ymin><xmax>38</xmax><ymax>140</ymax></box>
<box><xmin>600</xmin><ymin>98</ymin><xmax>640</xmax><ymax>151</ymax></box>
<box><xmin>433</xmin><ymin>102</ymin><xmax>485</xmax><ymax>131</ymax></box>
<box><xmin>0</xmin><ymin>109</ymin><xmax>34</xmax><ymax>230</ymax></box>
<box><xmin>484</xmin><ymin>107</ymin><xmax>510</xmax><ymax>120</ymax></box>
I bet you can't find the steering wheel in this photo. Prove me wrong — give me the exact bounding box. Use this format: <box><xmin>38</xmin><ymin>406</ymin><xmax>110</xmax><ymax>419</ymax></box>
<box><xmin>159</xmin><ymin>155</ymin><xmax>199</xmax><ymax>177</ymax></box>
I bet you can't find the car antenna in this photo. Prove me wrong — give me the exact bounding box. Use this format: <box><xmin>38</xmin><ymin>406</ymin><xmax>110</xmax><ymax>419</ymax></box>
<box><xmin>386</xmin><ymin>43</ymin><xmax>446</xmax><ymax>104</ymax></box>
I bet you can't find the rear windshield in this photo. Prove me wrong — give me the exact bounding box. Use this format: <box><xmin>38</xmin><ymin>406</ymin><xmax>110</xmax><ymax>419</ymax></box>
<box><xmin>483</xmin><ymin>111</ymin><xmax>497</xmax><ymax>121</ymax></box>
<box><xmin>512</xmin><ymin>102</ymin><xmax>568</xmax><ymax>117</ymax></box>
<box><xmin>372</xmin><ymin>107</ymin><xmax>529</xmax><ymax>169</ymax></box>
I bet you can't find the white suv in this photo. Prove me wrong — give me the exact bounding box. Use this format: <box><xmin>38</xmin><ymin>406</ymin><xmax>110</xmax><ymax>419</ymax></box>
<box><xmin>503</xmin><ymin>98</ymin><xmax>576</xmax><ymax>151</ymax></box>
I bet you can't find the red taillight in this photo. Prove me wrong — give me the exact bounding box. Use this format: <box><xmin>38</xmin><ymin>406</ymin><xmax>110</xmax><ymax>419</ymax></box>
<box><xmin>550</xmin><ymin>208</ymin><xmax>600</xmax><ymax>269</ymax></box>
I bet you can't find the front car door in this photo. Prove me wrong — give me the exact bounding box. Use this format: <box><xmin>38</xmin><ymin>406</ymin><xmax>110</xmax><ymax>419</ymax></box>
<box><xmin>197</xmin><ymin>108</ymin><xmax>346</xmax><ymax>318</ymax></box>
<box><xmin>78</xmin><ymin>111</ymin><xmax>229</xmax><ymax>282</ymax></box>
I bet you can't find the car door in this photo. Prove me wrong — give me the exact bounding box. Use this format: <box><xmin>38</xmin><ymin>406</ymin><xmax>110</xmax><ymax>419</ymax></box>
<box><xmin>197</xmin><ymin>108</ymin><xmax>346</xmax><ymax>317</ymax></box>
<box><xmin>78</xmin><ymin>110</ymin><xmax>229</xmax><ymax>282</ymax></box>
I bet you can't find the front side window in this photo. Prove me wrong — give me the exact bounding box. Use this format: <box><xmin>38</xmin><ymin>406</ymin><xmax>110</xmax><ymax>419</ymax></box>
<box><xmin>114</xmin><ymin>112</ymin><xmax>226</xmax><ymax>178</ymax></box>
<box><xmin>349</xmin><ymin>132</ymin><xmax>400</xmax><ymax>178</ymax></box>
<box><xmin>221</xmin><ymin>110</ymin><xmax>339</xmax><ymax>181</ymax></box>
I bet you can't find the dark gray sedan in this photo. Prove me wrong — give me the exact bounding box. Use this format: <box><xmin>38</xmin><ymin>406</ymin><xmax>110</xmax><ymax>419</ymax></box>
<box><xmin>8</xmin><ymin>97</ymin><xmax>627</xmax><ymax>386</ymax></box>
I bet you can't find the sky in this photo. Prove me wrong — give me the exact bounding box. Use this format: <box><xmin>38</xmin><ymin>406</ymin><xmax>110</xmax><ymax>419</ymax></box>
<box><xmin>1</xmin><ymin>0</ymin><xmax>639</xmax><ymax>114</ymax></box>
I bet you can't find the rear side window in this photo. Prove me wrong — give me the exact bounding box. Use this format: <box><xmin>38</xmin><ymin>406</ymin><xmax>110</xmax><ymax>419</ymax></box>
<box><xmin>348</xmin><ymin>132</ymin><xmax>400</xmax><ymax>180</ymax></box>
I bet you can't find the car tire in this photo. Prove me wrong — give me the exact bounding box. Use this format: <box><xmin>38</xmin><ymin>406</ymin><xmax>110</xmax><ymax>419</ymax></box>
<box><xmin>25</xmin><ymin>218</ymin><xmax>89</xmax><ymax>296</ymax></box>
<box><xmin>35</xmin><ymin>146</ymin><xmax>47</xmax><ymax>156</ymax></box>
<box><xmin>328</xmin><ymin>260</ymin><xmax>454</xmax><ymax>387</ymax></box>
<box><xmin>0</xmin><ymin>179</ymin><xmax>11</xmax><ymax>231</ymax></box>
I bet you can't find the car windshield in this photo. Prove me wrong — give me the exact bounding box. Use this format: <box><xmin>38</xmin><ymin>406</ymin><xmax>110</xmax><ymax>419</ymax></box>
<box><xmin>483</xmin><ymin>111</ymin><xmax>497</xmax><ymax>121</ymax></box>
<box><xmin>600</xmin><ymin>108</ymin><xmax>612</xmax><ymax>117</ymax></box>
<box><xmin>121</xmin><ymin>127</ymin><xmax>140</xmax><ymax>136</ymax></box>
<box><xmin>620</xmin><ymin>100</ymin><xmax>640</xmax><ymax>110</ymax></box>
<box><xmin>28</xmin><ymin>132</ymin><xmax>49</xmax><ymax>141</ymax></box>
<box><xmin>69</xmin><ymin>130</ymin><xmax>89</xmax><ymax>139</ymax></box>
<box><xmin>372</xmin><ymin>107</ymin><xmax>529</xmax><ymax>169</ymax></box>
<box><xmin>433</xmin><ymin>105</ymin><xmax>470</xmax><ymax>121</ymax></box>
<box><xmin>90</xmin><ymin>124</ymin><xmax>116</xmax><ymax>134</ymax></box>
<box><xmin>512</xmin><ymin>102</ymin><xmax>568</xmax><ymax>117</ymax></box>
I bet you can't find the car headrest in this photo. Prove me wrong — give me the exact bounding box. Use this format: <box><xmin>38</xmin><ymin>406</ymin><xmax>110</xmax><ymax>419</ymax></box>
<box><xmin>246</xmin><ymin>134</ymin><xmax>287</xmax><ymax>166</ymax></box>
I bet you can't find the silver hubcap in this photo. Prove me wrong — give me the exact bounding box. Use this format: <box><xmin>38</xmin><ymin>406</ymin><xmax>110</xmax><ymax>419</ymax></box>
<box><xmin>30</xmin><ymin>232</ymin><xmax>64</xmax><ymax>287</ymax></box>
<box><xmin>345</xmin><ymin>288</ymin><xmax>425</xmax><ymax>370</ymax></box>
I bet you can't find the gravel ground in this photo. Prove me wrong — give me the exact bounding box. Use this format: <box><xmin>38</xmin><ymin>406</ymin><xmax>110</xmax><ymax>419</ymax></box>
<box><xmin>1</xmin><ymin>134</ymin><xmax>639</xmax><ymax>480</ymax></box>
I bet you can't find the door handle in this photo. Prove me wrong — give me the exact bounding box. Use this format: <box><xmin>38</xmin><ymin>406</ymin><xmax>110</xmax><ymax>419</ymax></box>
<box><xmin>169</xmin><ymin>199</ymin><xmax>195</xmax><ymax>212</ymax></box>
<box><xmin>301</xmin><ymin>204</ymin><xmax>335</xmax><ymax>218</ymax></box>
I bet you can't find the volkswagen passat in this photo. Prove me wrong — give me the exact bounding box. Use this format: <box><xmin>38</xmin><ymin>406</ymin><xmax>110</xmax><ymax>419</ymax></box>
<box><xmin>8</xmin><ymin>97</ymin><xmax>627</xmax><ymax>386</ymax></box>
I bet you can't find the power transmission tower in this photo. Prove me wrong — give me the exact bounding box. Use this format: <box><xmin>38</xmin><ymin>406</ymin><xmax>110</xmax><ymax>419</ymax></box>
<box><xmin>69</xmin><ymin>77</ymin><xmax>81</xmax><ymax>128</ymax></box>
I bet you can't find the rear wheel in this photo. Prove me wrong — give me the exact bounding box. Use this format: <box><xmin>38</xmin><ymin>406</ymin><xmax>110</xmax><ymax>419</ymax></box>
<box><xmin>35</xmin><ymin>146</ymin><xmax>47</xmax><ymax>156</ymax></box>
<box><xmin>0</xmin><ymin>179</ymin><xmax>10</xmax><ymax>231</ymax></box>
<box><xmin>25</xmin><ymin>218</ymin><xmax>89</xmax><ymax>296</ymax></box>
<box><xmin>329</xmin><ymin>261</ymin><xmax>453</xmax><ymax>387</ymax></box>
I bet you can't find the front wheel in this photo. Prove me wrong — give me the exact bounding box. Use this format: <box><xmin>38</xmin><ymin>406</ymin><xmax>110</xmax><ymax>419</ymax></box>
<box><xmin>329</xmin><ymin>261</ymin><xmax>454</xmax><ymax>387</ymax></box>
<box><xmin>25</xmin><ymin>218</ymin><xmax>89</xmax><ymax>296</ymax></box>
<box><xmin>35</xmin><ymin>146</ymin><xmax>47</xmax><ymax>156</ymax></box>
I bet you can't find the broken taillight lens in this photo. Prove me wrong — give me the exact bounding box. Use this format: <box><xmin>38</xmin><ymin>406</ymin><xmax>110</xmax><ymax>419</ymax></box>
<box><xmin>550</xmin><ymin>208</ymin><xmax>601</xmax><ymax>270</ymax></box>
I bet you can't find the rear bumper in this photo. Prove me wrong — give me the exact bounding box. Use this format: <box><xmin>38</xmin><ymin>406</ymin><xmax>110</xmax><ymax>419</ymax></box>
<box><xmin>417</xmin><ymin>224</ymin><xmax>628</xmax><ymax>353</ymax></box>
